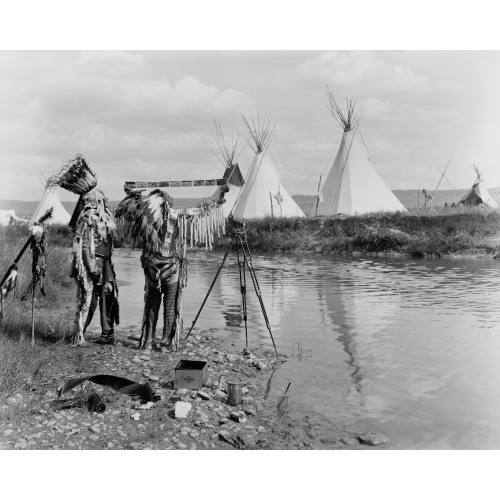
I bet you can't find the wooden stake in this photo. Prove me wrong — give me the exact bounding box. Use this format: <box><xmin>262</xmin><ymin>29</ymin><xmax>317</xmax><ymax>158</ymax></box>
<box><xmin>31</xmin><ymin>281</ymin><xmax>36</xmax><ymax>347</ymax></box>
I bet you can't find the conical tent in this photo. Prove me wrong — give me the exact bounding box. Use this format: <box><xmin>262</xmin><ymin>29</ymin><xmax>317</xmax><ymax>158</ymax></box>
<box><xmin>208</xmin><ymin>120</ymin><xmax>246</xmax><ymax>218</ymax></box>
<box><xmin>315</xmin><ymin>91</ymin><xmax>406</xmax><ymax>216</ymax></box>
<box><xmin>232</xmin><ymin>116</ymin><xmax>305</xmax><ymax>221</ymax></box>
<box><xmin>30</xmin><ymin>189</ymin><xmax>71</xmax><ymax>225</ymax></box>
<box><xmin>459</xmin><ymin>166</ymin><xmax>498</xmax><ymax>209</ymax></box>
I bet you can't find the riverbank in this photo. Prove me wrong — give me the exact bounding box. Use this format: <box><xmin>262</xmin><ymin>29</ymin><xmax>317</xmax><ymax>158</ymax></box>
<box><xmin>0</xmin><ymin>321</ymin><xmax>389</xmax><ymax>450</ymax></box>
<box><xmin>223</xmin><ymin>210</ymin><xmax>500</xmax><ymax>258</ymax></box>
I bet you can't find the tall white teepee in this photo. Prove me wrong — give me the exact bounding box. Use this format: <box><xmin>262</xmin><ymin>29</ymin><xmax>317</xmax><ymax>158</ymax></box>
<box><xmin>209</xmin><ymin>120</ymin><xmax>246</xmax><ymax>218</ymax></box>
<box><xmin>30</xmin><ymin>189</ymin><xmax>71</xmax><ymax>225</ymax></box>
<box><xmin>232</xmin><ymin>116</ymin><xmax>305</xmax><ymax>221</ymax></box>
<box><xmin>459</xmin><ymin>165</ymin><xmax>499</xmax><ymax>209</ymax></box>
<box><xmin>315</xmin><ymin>90</ymin><xmax>406</xmax><ymax>216</ymax></box>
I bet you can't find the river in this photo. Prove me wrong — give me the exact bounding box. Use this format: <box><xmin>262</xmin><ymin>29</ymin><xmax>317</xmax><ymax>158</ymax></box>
<box><xmin>114</xmin><ymin>248</ymin><xmax>500</xmax><ymax>449</ymax></box>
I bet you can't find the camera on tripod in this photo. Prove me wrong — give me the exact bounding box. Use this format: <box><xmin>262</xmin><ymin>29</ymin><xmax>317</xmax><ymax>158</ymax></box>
<box><xmin>227</xmin><ymin>214</ymin><xmax>245</xmax><ymax>235</ymax></box>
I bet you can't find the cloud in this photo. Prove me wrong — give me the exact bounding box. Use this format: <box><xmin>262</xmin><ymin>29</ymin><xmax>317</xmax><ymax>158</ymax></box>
<box><xmin>295</xmin><ymin>51</ymin><xmax>464</xmax><ymax>96</ymax></box>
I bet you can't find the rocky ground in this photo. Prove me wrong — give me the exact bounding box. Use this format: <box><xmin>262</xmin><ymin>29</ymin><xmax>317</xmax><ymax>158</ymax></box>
<box><xmin>0</xmin><ymin>326</ymin><xmax>389</xmax><ymax>451</ymax></box>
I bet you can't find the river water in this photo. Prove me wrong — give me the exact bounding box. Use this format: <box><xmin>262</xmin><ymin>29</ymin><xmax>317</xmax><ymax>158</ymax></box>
<box><xmin>114</xmin><ymin>248</ymin><xmax>500</xmax><ymax>450</ymax></box>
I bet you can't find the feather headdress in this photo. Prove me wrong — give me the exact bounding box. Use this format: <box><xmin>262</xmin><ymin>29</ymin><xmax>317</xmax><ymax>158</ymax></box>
<box><xmin>117</xmin><ymin>189</ymin><xmax>174</xmax><ymax>252</ymax></box>
<box><xmin>46</xmin><ymin>154</ymin><xmax>98</xmax><ymax>195</ymax></box>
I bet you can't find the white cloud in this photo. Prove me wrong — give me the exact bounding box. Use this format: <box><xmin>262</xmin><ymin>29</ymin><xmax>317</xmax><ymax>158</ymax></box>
<box><xmin>295</xmin><ymin>51</ymin><xmax>465</xmax><ymax>96</ymax></box>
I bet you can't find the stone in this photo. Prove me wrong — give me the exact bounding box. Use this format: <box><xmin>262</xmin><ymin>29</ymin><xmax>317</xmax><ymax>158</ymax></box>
<box><xmin>257</xmin><ymin>426</ymin><xmax>267</xmax><ymax>434</ymax></box>
<box><xmin>90</xmin><ymin>426</ymin><xmax>101</xmax><ymax>434</ymax></box>
<box><xmin>197</xmin><ymin>390</ymin><xmax>211</xmax><ymax>400</ymax></box>
<box><xmin>14</xmin><ymin>440</ymin><xmax>28</xmax><ymax>449</ymax></box>
<box><xmin>340</xmin><ymin>436</ymin><xmax>360</xmax><ymax>446</ymax></box>
<box><xmin>175</xmin><ymin>389</ymin><xmax>189</xmax><ymax>396</ymax></box>
<box><xmin>139</xmin><ymin>355</ymin><xmax>151</xmax><ymax>362</ymax></box>
<box><xmin>6</xmin><ymin>397</ymin><xmax>18</xmax><ymax>406</ymax></box>
<box><xmin>214</xmin><ymin>390</ymin><xmax>226</xmax><ymax>401</ymax></box>
<box><xmin>148</xmin><ymin>375</ymin><xmax>160</xmax><ymax>382</ymax></box>
<box><xmin>357</xmin><ymin>432</ymin><xmax>389</xmax><ymax>446</ymax></box>
<box><xmin>241</xmin><ymin>387</ymin><xmax>249</xmax><ymax>395</ymax></box>
<box><xmin>4</xmin><ymin>429</ymin><xmax>13</xmax><ymax>436</ymax></box>
<box><xmin>244</xmin><ymin>408</ymin><xmax>257</xmax><ymax>416</ymax></box>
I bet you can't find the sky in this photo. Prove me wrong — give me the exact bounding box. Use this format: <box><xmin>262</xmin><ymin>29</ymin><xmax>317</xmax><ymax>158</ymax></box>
<box><xmin>1</xmin><ymin>9</ymin><xmax>500</xmax><ymax>206</ymax></box>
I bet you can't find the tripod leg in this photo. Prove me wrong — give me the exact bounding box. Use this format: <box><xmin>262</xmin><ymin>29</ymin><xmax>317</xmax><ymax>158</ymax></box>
<box><xmin>185</xmin><ymin>239</ymin><xmax>234</xmax><ymax>341</ymax></box>
<box><xmin>240</xmin><ymin>235</ymin><xmax>279</xmax><ymax>357</ymax></box>
<box><xmin>235</xmin><ymin>236</ymin><xmax>249</xmax><ymax>349</ymax></box>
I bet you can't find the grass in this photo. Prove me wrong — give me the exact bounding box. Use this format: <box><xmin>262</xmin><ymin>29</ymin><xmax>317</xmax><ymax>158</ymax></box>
<box><xmin>207</xmin><ymin>206</ymin><xmax>500</xmax><ymax>257</ymax></box>
<box><xmin>0</xmin><ymin>224</ymin><xmax>74</xmax><ymax>309</ymax></box>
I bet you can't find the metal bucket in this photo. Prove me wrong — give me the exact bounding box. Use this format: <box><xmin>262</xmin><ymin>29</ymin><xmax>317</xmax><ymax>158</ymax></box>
<box><xmin>226</xmin><ymin>381</ymin><xmax>242</xmax><ymax>406</ymax></box>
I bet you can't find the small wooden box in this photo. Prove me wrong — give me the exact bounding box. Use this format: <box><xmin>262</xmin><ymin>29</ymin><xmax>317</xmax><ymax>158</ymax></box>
<box><xmin>174</xmin><ymin>360</ymin><xmax>208</xmax><ymax>390</ymax></box>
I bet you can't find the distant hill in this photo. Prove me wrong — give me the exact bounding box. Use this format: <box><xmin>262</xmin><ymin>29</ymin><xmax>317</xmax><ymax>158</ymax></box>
<box><xmin>2</xmin><ymin>188</ymin><xmax>499</xmax><ymax>219</ymax></box>
<box><xmin>0</xmin><ymin>197</ymin><xmax>212</xmax><ymax>219</ymax></box>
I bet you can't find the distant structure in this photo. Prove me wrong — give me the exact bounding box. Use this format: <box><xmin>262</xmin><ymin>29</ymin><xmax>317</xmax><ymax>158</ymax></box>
<box><xmin>30</xmin><ymin>189</ymin><xmax>71</xmax><ymax>225</ymax></box>
<box><xmin>0</xmin><ymin>209</ymin><xmax>24</xmax><ymax>226</ymax></box>
<box><xmin>231</xmin><ymin>115</ymin><xmax>305</xmax><ymax>220</ymax></box>
<box><xmin>315</xmin><ymin>88</ymin><xmax>407</xmax><ymax>216</ymax></box>
<box><xmin>459</xmin><ymin>165</ymin><xmax>499</xmax><ymax>209</ymax></box>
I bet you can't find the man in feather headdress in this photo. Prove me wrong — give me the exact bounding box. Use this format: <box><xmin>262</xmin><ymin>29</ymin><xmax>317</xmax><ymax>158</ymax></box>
<box><xmin>116</xmin><ymin>189</ymin><xmax>186</xmax><ymax>352</ymax></box>
<box><xmin>47</xmin><ymin>154</ymin><xmax>119</xmax><ymax>345</ymax></box>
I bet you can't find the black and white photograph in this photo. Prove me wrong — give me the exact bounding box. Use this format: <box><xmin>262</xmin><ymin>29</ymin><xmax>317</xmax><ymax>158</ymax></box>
<box><xmin>0</xmin><ymin>2</ymin><xmax>499</xmax><ymax>499</ymax></box>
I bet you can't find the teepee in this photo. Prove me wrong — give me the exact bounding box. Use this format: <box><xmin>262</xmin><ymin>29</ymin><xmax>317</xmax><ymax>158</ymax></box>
<box><xmin>231</xmin><ymin>116</ymin><xmax>305</xmax><ymax>221</ymax></box>
<box><xmin>30</xmin><ymin>189</ymin><xmax>71</xmax><ymax>225</ymax></box>
<box><xmin>315</xmin><ymin>89</ymin><xmax>407</xmax><ymax>216</ymax></box>
<box><xmin>459</xmin><ymin>165</ymin><xmax>499</xmax><ymax>209</ymax></box>
<box><xmin>209</xmin><ymin>120</ymin><xmax>245</xmax><ymax>218</ymax></box>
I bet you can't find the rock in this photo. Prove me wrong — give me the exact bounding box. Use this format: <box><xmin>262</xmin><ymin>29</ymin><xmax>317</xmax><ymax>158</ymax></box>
<box><xmin>4</xmin><ymin>429</ymin><xmax>13</xmax><ymax>436</ymax></box>
<box><xmin>90</xmin><ymin>426</ymin><xmax>101</xmax><ymax>434</ymax></box>
<box><xmin>148</xmin><ymin>375</ymin><xmax>160</xmax><ymax>382</ymax></box>
<box><xmin>175</xmin><ymin>389</ymin><xmax>189</xmax><ymax>396</ymax></box>
<box><xmin>241</xmin><ymin>396</ymin><xmax>253</xmax><ymax>404</ymax></box>
<box><xmin>14</xmin><ymin>393</ymin><xmax>23</xmax><ymax>402</ymax></box>
<box><xmin>131</xmin><ymin>413</ymin><xmax>141</xmax><ymax>421</ymax></box>
<box><xmin>241</xmin><ymin>387</ymin><xmax>249</xmax><ymax>395</ymax></box>
<box><xmin>197</xmin><ymin>390</ymin><xmax>211</xmax><ymax>400</ymax></box>
<box><xmin>14</xmin><ymin>440</ymin><xmax>28</xmax><ymax>449</ymax></box>
<box><xmin>340</xmin><ymin>436</ymin><xmax>360</xmax><ymax>446</ymax></box>
<box><xmin>256</xmin><ymin>362</ymin><xmax>267</xmax><ymax>370</ymax></box>
<box><xmin>357</xmin><ymin>432</ymin><xmax>389</xmax><ymax>446</ymax></box>
<box><xmin>139</xmin><ymin>355</ymin><xmax>151</xmax><ymax>361</ymax></box>
<box><xmin>290</xmin><ymin>428</ymin><xmax>306</xmax><ymax>441</ymax></box>
<box><xmin>214</xmin><ymin>390</ymin><xmax>226</xmax><ymax>401</ymax></box>
<box><xmin>107</xmin><ymin>442</ymin><xmax>114</xmax><ymax>449</ymax></box>
<box><xmin>244</xmin><ymin>408</ymin><xmax>257</xmax><ymax>416</ymax></box>
<box><xmin>6</xmin><ymin>397</ymin><xmax>18</xmax><ymax>406</ymax></box>
<box><xmin>130</xmin><ymin>442</ymin><xmax>141</xmax><ymax>450</ymax></box>
<box><xmin>257</xmin><ymin>426</ymin><xmax>267</xmax><ymax>434</ymax></box>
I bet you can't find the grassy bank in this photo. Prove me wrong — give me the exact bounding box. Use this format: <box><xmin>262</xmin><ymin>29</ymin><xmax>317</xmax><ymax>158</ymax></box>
<box><xmin>219</xmin><ymin>208</ymin><xmax>500</xmax><ymax>258</ymax></box>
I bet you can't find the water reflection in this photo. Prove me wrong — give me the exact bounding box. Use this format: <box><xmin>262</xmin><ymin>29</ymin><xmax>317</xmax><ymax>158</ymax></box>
<box><xmin>114</xmin><ymin>249</ymin><xmax>500</xmax><ymax>449</ymax></box>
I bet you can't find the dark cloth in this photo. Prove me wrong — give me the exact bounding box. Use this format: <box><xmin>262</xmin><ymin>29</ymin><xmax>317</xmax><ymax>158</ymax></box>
<box><xmin>140</xmin><ymin>275</ymin><xmax>178</xmax><ymax>348</ymax></box>
<box><xmin>84</xmin><ymin>281</ymin><xmax>116</xmax><ymax>339</ymax></box>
